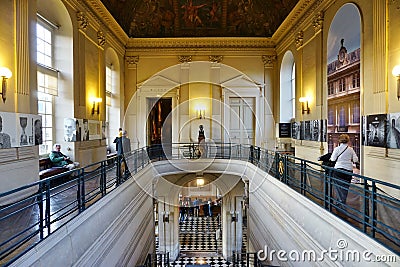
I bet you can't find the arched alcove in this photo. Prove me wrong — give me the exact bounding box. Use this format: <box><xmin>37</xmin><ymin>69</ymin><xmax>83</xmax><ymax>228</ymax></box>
<box><xmin>280</xmin><ymin>51</ymin><xmax>295</xmax><ymax>122</ymax></box>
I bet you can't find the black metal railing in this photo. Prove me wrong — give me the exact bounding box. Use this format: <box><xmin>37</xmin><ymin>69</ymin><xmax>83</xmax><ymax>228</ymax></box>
<box><xmin>0</xmin><ymin>143</ymin><xmax>399</xmax><ymax>266</ymax></box>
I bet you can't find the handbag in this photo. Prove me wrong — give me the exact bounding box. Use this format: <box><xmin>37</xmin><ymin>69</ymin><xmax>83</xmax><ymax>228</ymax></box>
<box><xmin>319</xmin><ymin>146</ymin><xmax>348</xmax><ymax>167</ymax></box>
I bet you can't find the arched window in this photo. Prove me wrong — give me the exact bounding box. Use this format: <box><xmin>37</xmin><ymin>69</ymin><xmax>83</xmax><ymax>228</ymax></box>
<box><xmin>280</xmin><ymin>51</ymin><xmax>295</xmax><ymax>122</ymax></box>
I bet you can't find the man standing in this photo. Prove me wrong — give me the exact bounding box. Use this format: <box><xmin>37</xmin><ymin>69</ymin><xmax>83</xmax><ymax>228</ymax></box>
<box><xmin>113</xmin><ymin>130</ymin><xmax>131</xmax><ymax>179</ymax></box>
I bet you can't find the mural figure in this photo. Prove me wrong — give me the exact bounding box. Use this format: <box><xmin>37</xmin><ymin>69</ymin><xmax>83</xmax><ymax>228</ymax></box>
<box><xmin>181</xmin><ymin>0</ymin><xmax>207</xmax><ymax>27</ymax></box>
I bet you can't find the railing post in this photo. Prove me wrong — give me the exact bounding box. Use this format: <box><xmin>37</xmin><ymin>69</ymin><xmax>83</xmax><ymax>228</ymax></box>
<box><xmin>141</xmin><ymin>147</ymin><xmax>145</xmax><ymax>169</ymax></box>
<box><xmin>80</xmin><ymin>169</ymin><xmax>86</xmax><ymax>212</ymax></box>
<box><xmin>371</xmin><ymin>181</ymin><xmax>377</xmax><ymax>238</ymax></box>
<box><xmin>300</xmin><ymin>161</ymin><xmax>306</xmax><ymax>196</ymax></box>
<box><xmin>323</xmin><ymin>170</ymin><xmax>331</xmax><ymax>211</ymax></box>
<box><xmin>134</xmin><ymin>150</ymin><xmax>138</xmax><ymax>174</ymax></box>
<box><xmin>45</xmin><ymin>180</ymin><xmax>51</xmax><ymax>235</ymax></box>
<box><xmin>38</xmin><ymin>182</ymin><xmax>44</xmax><ymax>240</ymax></box>
<box><xmin>116</xmin><ymin>155</ymin><xmax>122</xmax><ymax>186</ymax></box>
<box><xmin>363</xmin><ymin>179</ymin><xmax>369</xmax><ymax>233</ymax></box>
<box><xmin>250</xmin><ymin>145</ymin><xmax>254</xmax><ymax>164</ymax></box>
<box><xmin>100</xmin><ymin>161</ymin><xmax>106</xmax><ymax>196</ymax></box>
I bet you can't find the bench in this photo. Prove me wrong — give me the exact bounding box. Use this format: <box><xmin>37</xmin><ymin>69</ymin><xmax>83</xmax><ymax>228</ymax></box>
<box><xmin>39</xmin><ymin>158</ymin><xmax>71</xmax><ymax>186</ymax></box>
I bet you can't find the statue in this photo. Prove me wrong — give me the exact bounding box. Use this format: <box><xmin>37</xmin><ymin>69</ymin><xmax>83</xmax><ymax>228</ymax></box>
<box><xmin>197</xmin><ymin>125</ymin><xmax>206</xmax><ymax>158</ymax></box>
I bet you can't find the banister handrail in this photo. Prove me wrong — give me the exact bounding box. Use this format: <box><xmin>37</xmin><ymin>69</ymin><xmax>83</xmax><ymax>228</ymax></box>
<box><xmin>0</xmin><ymin>143</ymin><xmax>399</xmax><ymax>265</ymax></box>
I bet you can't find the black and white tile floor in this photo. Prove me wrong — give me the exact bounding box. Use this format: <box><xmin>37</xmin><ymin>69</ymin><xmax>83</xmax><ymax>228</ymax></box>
<box><xmin>180</xmin><ymin>216</ymin><xmax>222</xmax><ymax>252</ymax></box>
<box><xmin>156</xmin><ymin>216</ymin><xmax>249</xmax><ymax>266</ymax></box>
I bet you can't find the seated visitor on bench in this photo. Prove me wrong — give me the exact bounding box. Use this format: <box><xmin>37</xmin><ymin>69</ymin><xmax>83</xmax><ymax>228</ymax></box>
<box><xmin>49</xmin><ymin>144</ymin><xmax>80</xmax><ymax>170</ymax></box>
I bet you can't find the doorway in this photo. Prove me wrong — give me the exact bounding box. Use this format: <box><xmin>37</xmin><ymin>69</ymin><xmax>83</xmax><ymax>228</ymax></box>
<box><xmin>147</xmin><ymin>98</ymin><xmax>172</xmax><ymax>158</ymax></box>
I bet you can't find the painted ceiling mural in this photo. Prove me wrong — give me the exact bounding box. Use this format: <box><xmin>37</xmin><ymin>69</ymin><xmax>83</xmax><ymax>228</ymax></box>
<box><xmin>100</xmin><ymin>0</ymin><xmax>299</xmax><ymax>37</ymax></box>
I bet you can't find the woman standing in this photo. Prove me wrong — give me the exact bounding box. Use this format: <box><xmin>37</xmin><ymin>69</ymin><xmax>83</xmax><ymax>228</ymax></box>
<box><xmin>330</xmin><ymin>134</ymin><xmax>359</xmax><ymax>208</ymax></box>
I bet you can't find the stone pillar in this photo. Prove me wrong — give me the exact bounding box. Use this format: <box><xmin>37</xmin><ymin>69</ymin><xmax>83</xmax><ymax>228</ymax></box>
<box><xmin>124</xmin><ymin>56</ymin><xmax>139</xmax><ymax>112</ymax></box>
<box><xmin>210</xmin><ymin>56</ymin><xmax>223</xmax><ymax>142</ymax></box>
<box><xmin>15</xmin><ymin>0</ymin><xmax>31</xmax><ymax>111</ymax></box>
<box><xmin>178</xmin><ymin>56</ymin><xmax>191</xmax><ymax>142</ymax></box>
<box><xmin>262</xmin><ymin>55</ymin><xmax>276</xmax><ymax>150</ymax></box>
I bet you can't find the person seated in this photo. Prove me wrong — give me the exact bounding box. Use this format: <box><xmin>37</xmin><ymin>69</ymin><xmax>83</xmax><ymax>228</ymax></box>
<box><xmin>49</xmin><ymin>144</ymin><xmax>80</xmax><ymax>170</ymax></box>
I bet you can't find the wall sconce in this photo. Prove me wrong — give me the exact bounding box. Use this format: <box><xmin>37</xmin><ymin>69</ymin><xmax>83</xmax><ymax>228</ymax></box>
<box><xmin>0</xmin><ymin>67</ymin><xmax>12</xmax><ymax>103</ymax></box>
<box><xmin>91</xmin><ymin>97</ymin><xmax>102</xmax><ymax>115</ymax></box>
<box><xmin>299</xmin><ymin>97</ymin><xmax>310</xmax><ymax>114</ymax></box>
<box><xmin>163</xmin><ymin>211</ymin><xmax>170</xmax><ymax>223</ymax></box>
<box><xmin>196</xmin><ymin>107</ymin><xmax>205</xmax><ymax>119</ymax></box>
<box><xmin>392</xmin><ymin>65</ymin><xmax>400</xmax><ymax>100</ymax></box>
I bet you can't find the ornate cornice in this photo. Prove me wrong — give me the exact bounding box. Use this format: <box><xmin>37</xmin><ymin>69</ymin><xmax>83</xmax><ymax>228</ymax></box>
<box><xmin>209</xmin><ymin>55</ymin><xmax>223</xmax><ymax>63</ymax></box>
<box><xmin>313</xmin><ymin>11</ymin><xmax>324</xmax><ymax>33</ymax></box>
<box><xmin>262</xmin><ymin>55</ymin><xmax>277</xmax><ymax>68</ymax></box>
<box><xmin>97</xmin><ymin>30</ymin><xmax>106</xmax><ymax>47</ymax></box>
<box><xmin>295</xmin><ymin>31</ymin><xmax>304</xmax><ymax>49</ymax></box>
<box><xmin>84</xmin><ymin>0</ymin><xmax>128</xmax><ymax>44</ymax></box>
<box><xmin>272</xmin><ymin>0</ymin><xmax>315</xmax><ymax>43</ymax></box>
<box><xmin>178</xmin><ymin>56</ymin><xmax>192</xmax><ymax>63</ymax></box>
<box><xmin>125</xmin><ymin>56</ymin><xmax>139</xmax><ymax>66</ymax></box>
<box><xmin>77</xmin><ymin>11</ymin><xmax>89</xmax><ymax>30</ymax></box>
<box><xmin>126</xmin><ymin>37</ymin><xmax>275</xmax><ymax>51</ymax></box>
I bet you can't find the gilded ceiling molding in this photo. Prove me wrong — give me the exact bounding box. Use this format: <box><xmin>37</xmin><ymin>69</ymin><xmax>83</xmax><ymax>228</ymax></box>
<box><xmin>273</xmin><ymin>0</ymin><xmax>316</xmax><ymax>43</ymax></box>
<box><xmin>97</xmin><ymin>31</ymin><xmax>106</xmax><ymax>47</ymax></box>
<box><xmin>209</xmin><ymin>56</ymin><xmax>223</xmax><ymax>63</ymax></box>
<box><xmin>262</xmin><ymin>55</ymin><xmax>276</xmax><ymax>68</ymax></box>
<box><xmin>77</xmin><ymin>11</ymin><xmax>89</xmax><ymax>30</ymax></box>
<box><xmin>295</xmin><ymin>31</ymin><xmax>304</xmax><ymax>49</ymax></box>
<box><xmin>125</xmin><ymin>56</ymin><xmax>139</xmax><ymax>67</ymax></box>
<box><xmin>84</xmin><ymin>0</ymin><xmax>128</xmax><ymax>44</ymax></box>
<box><xmin>178</xmin><ymin>56</ymin><xmax>192</xmax><ymax>63</ymax></box>
<box><xmin>313</xmin><ymin>11</ymin><xmax>324</xmax><ymax>33</ymax></box>
<box><xmin>126</xmin><ymin>37</ymin><xmax>274</xmax><ymax>50</ymax></box>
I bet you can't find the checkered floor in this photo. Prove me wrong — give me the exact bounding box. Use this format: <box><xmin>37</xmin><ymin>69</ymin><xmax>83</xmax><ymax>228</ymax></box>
<box><xmin>171</xmin><ymin>253</ymin><xmax>231</xmax><ymax>267</ymax></box>
<box><xmin>156</xmin><ymin>215</ymin><xmax>249</xmax><ymax>266</ymax></box>
<box><xmin>180</xmin><ymin>216</ymin><xmax>221</xmax><ymax>252</ymax></box>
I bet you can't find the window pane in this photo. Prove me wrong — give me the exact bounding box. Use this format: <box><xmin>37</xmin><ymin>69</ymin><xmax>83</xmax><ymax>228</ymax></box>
<box><xmin>44</xmin><ymin>102</ymin><xmax>52</xmax><ymax>114</ymax></box>
<box><xmin>38</xmin><ymin>101</ymin><xmax>45</xmax><ymax>113</ymax></box>
<box><xmin>44</xmin><ymin>114</ymin><xmax>52</xmax><ymax>127</ymax></box>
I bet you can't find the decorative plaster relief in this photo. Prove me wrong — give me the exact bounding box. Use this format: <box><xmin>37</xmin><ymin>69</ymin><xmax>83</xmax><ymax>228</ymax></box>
<box><xmin>97</xmin><ymin>31</ymin><xmax>106</xmax><ymax>47</ymax></box>
<box><xmin>209</xmin><ymin>55</ymin><xmax>223</xmax><ymax>63</ymax></box>
<box><xmin>262</xmin><ymin>55</ymin><xmax>276</xmax><ymax>68</ymax></box>
<box><xmin>125</xmin><ymin>56</ymin><xmax>139</xmax><ymax>67</ymax></box>
<box><xmin>313</xmin><ymin>11</ymin><xmax>324</xmax><ymax>32</ymax></box>
<box><xmin>295</xmin><ymin>30</ymin><xmax>304</xmax><ymax>49</ymax></box>
<box><xmin>77</xmin><ymin>11</ymin><xmax>89</xmax><ymax>30</ymax></box>
<box><xmin>178</xmin><ymin>55</ymin><xmax>192</xmax><ymax>63</ymax></box>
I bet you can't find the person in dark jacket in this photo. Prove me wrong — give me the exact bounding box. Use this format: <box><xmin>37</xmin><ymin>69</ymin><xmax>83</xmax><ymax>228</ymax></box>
<box><xmin>113</xmin><ymin>130</ymin><xmax>131</xmax><ymax>179</ymax></box>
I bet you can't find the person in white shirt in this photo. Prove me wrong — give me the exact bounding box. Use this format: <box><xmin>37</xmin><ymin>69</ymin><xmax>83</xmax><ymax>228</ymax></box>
<box><xmin>330</xmin><ymin>134</ymin><xmax>359</xmax><ymax>208</ymax></box>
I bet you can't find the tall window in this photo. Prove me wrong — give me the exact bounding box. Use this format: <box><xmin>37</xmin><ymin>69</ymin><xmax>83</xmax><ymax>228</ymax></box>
<box><xmin>291</xmin><ymin>63</ymin><xmax>296</xmax><ymax>115</ymax></box>
<box><xmin>105</xmin><ymin>64</ymin><xmax>113</xmax><ymax>145</ymax></box>
<box><xmin>352</xmin><ymin>72</ymin><xmax>360</xmax><ymax>88</ymax></box>
<box><xmin>37</xmin><ymin>18</ymin><xmax>58</xmax><ymax>155</ymax></box>
<box><xmin>339</xmin><ymin>78</ymin><xmax>346</xmax><ymax>92</ymax></box>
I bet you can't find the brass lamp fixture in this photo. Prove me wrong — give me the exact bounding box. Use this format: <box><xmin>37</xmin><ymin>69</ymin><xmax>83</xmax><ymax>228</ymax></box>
<box><xmin>299</xmin><ymin>96</ymin><xmax>310</xmax><ymax>114</ymax></box>
<box><xmin>392</xmin><ymin>65</ymin><xmax>400</xmax><ymax>100</ymax></box>
<box><xmin>196</xmin><ymin>106</ymin><xmax>205</xmax><ymax>119</ymax></box>
<box><xmin>91</xmin><ymin>97</ymin><xmax>102</xmax><ymax>115</ymax></box>
<box><xmin>0</xmin><ymin>67</ymin><xmax>12</xmax><ymax>103</ymax></box>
